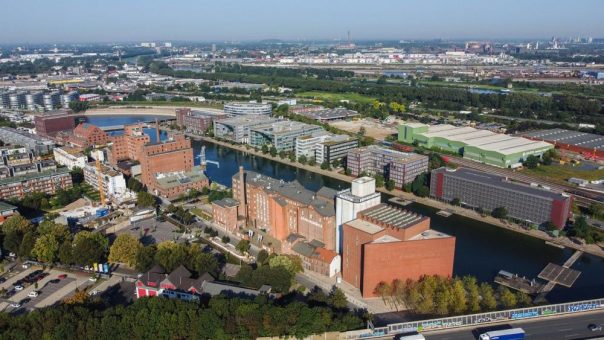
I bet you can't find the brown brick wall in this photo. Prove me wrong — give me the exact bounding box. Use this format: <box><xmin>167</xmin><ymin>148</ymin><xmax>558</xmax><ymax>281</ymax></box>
<box><xmin>361</xmin><ymin>237</ymin><xmax>456</xmax><ymax>298</ymax></box>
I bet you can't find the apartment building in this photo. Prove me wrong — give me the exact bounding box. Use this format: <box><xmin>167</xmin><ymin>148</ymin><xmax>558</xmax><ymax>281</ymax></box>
<box><xmin>213</xmin><ymin>116</ymin><xmax>278</xmax><ymax>144</ymax></box>
<box><xmin>70</xmin><ymin>123</ymin><xmax>109</xmax><ymax>147</ymax></box>
<box><xmin>83</xmin><ymin>162</ymin><xmax>127</xmax><ymax>201</ymax></box>
<box><xmin>107</xmin><ymin>123</ymin><xmax>150</xmax><ymax>164</ymax></box>
<box><xmin>347</xmin><ymin>145</ymin><xmax>429</xmax><ymax>188</ymax></box>
<box><xmin>0</xmin><ymin>168</ymin><xmax>72</xmax><ymax>200</ymax></box>
<box><xmin>175</xmin><ymin>108</ymin><xmax>226</xmax><ymax>135</ymax></box>
<box><xmin>0</xmin><ymin>127</ymin><xmax>54</xmax><ymax>155</ymax></box>
<box><xmin>211</xmin><ymin>198</ymin><xmax>240</xmax><ymax>233</ymax></box>
<box><xmin>53</xmin><ymin>147</ymin><xmax>87</xmax><ymax>170</ymax></box>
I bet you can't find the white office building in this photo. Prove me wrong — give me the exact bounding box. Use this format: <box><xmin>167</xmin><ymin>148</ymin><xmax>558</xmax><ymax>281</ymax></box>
<box><xmin>53</xmin><ymin>147</ymin><xmax>87</xmax><ymax>170</ymax></box>
<box><xmin>83</xmin><ymin>162</ymin><xmax>128</xmax><ymax>200</ymax></box>
<box><xmin>335</xmin><ymin>177</ymin><xmax>381</xmax><ymax>253</ymax></box>
<box><xmin>224</xmin><ymin>102</ymin><xmax>272</xmax><ymax>115</ymax></box>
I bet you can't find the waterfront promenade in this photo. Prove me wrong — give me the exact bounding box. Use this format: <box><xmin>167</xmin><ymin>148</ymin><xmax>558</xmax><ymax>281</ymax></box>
<box><xmin>192</xmin><ymin>134</ymin><xmax>604</xmax><ymax>259</ymax></box>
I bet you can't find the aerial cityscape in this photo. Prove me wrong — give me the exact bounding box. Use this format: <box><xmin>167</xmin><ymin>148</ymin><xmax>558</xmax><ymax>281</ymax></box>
<box><xmin>1</xmin><ymin>0</ymin><xmax>604</xmax><ymax>339</ymax></box>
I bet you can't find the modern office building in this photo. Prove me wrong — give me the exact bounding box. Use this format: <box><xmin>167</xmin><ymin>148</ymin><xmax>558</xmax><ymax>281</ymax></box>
<box><xmin>0</xmin><ymin>127</ymin><xmax>54</xmax><ymax>154</ymax></box>
<box><xmin>342</xmin><ymin>203</ymin><xmax>455</xmax><ymax>298</ymax></box>
<box><xmin>399</xmin><ymin>123</ymin><xmax>553</xmax><ymax>168</ymax></box>
<box><xmin>430</xmin><ymin>167</ymin><xmax>572</xmax><ymax>228</ymax></box>
<box><xmin>232</xmin><ymin>167</ymin><xmax>337</xmax><ymax>252</ymax></box>
<box><xmin>175</xmin><ymin>108</ymin><xmax>226</xmax><ymax>135</ymax></box>
<box><xmin>347</xmin><ymin>145</ymin><xmax>429</xmax><ymax>188</ymax></box>
<box><xmin>34</xmin><ymin>110</ymin><xmax>84</xmax><ymax>136</ymax></box>
<box><xmin>0</xmin><ymin>167</ymin><xmax>72</xmax><ymax>200</ymax></box>
<box><xmin>249</xmin><ymin>120</ymin><xmax>324</xmax><ymax>152</ymax></box>
<box><xmin>213</xmin><ymin>116</ymin><xmax>277</xmax><ymax>144</ymax></box>
<box><xmin>335</xmin><ymin>177</ymin><xmax>381</xmax><ymax>253</ymax></box>
<box><xmin>53</xmin><ymin>147</ymin><xmax>87</xmax><ymax>170</ymax></box>
<box><xmin>9</xmin><ymin>92</ymin><xmax>27</xmax><ymax>109</ymax></box>
<box><xmin>61</xmin><ymin>91</ymin><xmax>80</xmax><ymax>108</ymax></box>
<box><xmin>296</xmin><ymin>131</ymin><xmax>358</xmax><ymax>164</ymax></box>
<box><xmin>224</xmin><ymin>102</ymin><xmax>272</xmax><ymax>115</ymax></box>
<box><xmin>43</xmin><ymin>91</ymin><xmax>62</xmax><ymax>111</ymax></box>
<box><xmin>25</xmin><ymin>92</ymin><xmax>43</xmax><ymax>111</ymax></box>
<box><xmin>83</xmin><ymin>161</ymin><xmax>128</xmax><ymax>201</ymax></box>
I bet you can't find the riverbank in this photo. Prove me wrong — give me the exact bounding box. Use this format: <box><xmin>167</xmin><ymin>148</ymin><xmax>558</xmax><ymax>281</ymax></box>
<box><xmin>85</xmin><ymin>105</ymin><xmax>223</xmax><ymax>116</ymax></box>
<box><xmin>192</xmin><ymin>133</ymin><xmax>604</xmax><ymax>259</ymax></box>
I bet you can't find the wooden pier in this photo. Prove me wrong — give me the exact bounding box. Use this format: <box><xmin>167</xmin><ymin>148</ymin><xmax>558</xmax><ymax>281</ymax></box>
<box><xmin>495</xmin><ymin>250</ymin><xmax>583</xmax><ymax>303</ymax></box>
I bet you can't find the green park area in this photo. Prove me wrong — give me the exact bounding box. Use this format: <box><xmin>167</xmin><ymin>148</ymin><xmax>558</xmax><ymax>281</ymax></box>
<box><xmin>296</xmin><ymin>91</ymin><xmax>376</xmax><ymax>105</ymax></box>
<box><xmin>524</xmin><ymin>163</ymin><xmax>604</xmax><ymax>184</ymax></box>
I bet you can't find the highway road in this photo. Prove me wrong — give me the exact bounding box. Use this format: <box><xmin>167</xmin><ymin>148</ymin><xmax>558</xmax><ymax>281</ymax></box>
<box><xmin>425</xmin><ymin>310</ymin><xmax>604</xmax><ymax>340</ymax></box>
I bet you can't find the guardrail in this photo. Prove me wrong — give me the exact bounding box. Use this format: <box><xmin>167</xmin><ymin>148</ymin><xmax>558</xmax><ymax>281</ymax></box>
<box><xmin>345</xmin><ymin>298</ymin><xmax>604</xmax><ymax>339</ymax></box>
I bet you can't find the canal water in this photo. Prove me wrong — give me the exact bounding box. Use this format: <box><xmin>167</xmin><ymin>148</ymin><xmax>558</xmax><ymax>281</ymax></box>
<box><xmin>90</xmin><ymin>114</ymin><xmax>604</xmax><ymax>304</ymax></box>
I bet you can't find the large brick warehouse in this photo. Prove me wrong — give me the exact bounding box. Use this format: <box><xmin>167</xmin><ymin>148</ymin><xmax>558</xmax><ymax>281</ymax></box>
<box><xmin>342</xmin><ymin>203</ymin><xmax>455</xmax><ymax>298</ymax></box>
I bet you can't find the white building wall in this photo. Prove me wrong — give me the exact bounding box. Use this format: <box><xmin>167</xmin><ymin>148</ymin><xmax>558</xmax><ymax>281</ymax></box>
<box><xmin>53</xmin><ymin>148</ymin><xmax>87</xmax><ymax>170</ymax></box>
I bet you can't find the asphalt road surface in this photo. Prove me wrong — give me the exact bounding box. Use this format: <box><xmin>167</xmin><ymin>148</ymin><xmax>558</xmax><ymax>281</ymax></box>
<box><xmin>425</xmin><ymin>310</ymin><xmax>604</xmax><ymax>340</ymax></box>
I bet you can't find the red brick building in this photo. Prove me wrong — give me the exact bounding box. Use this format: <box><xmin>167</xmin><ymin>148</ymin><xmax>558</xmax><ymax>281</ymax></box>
<box><xmin>70</xmin><ymin>123</ymin><xmax>109</xmax><ymax>147</ymax></box>
<box><xmin>232</xmin><ymin>167</ymin><xmax>337</xmax><ymax>252</ymax></box>
<box><xmin>107</xmin><ymin>123</ymin><xmax>150</xmax><ymax>164</ymax></box>
<box><xmin>342</xmin><ymin>204</ymin><xmax>455</xmax><ymax>298</ymax></box>
<box><xmin>175</xmin><ymin>108</ymin><xmax>226</xmax><ymax>135</ymax></box>
<box><xmin>34</xmin><ymin>110</ymin><xmax>84</xmax><ymax>136</ymax></box>
<box><xmin>212</xmin><ymin>198</ymin><xmax>240</xmax><ymax>232</ymax></box>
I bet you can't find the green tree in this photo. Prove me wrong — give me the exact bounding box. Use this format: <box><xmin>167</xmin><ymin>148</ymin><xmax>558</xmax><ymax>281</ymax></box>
<box><xmin>451</xmin><ymin>198</ymin><xmax>461</xmax><ymax>206</ymax></box>
<box><xmin>498</xmin><ymin>286</ymin><xmax>517</xmax><ymax>309</ymax></box>
<box><xmin>374</xmin><ymin>174</ymin><xmax>385</xmax><ymax>188</ymax></box>
<box><xmin>491</xmin><ymin>207</ymin><xmax>508</xmax><ymax>219</ymax></box>
<box><xmin>72</xmin><ymin>231</ymin><xmax>107</xmax><ymax>266</ymax></box>
<box><xmin>108</xmin><ymin>234</ymin><xmax>142</xmax><ymax>267</ymax></box>
<box><xmin>189</xmin><ymin>246</ymin><xmax>220</xmax><ymax>276</ymax></box>
<box><xmin>31</xmin><ymin>234</ymin><xmax>60</xmax><ymax>263</ymax></box>
<box><xmin>256</xmin><ymin>250</ymin><xmax>269</xmax><ymax>266</ymax></box>
<box><xmin>70</xmin><ymin>167</ymin><xmax>84</xmax><ymax>184</ymax></box>
<box><xmin>58</xmin><ymin>240</ymin><xmax>73</xmax><ymax>265</ymax></box>
<box><xmin>374</xmin><ymin>281</ymin><xmax>392</xmax><ymax>306</ymax></box>
<box><xmin>479</xmin><ymin>283</ymin><xmax>497</xmax><ymax>311</ymax></box>
<box><xmin>2</xmin><ymin>215</ymin><xmax>33</xmax><ymax>234</ymax></box>
<box><xmin>269</xmin><ymin>146</ymin><xmax>277</xmax><ymax>157</ymax></box>
<box><xmin>18</xmin><ymin>232</ymin><xmax>36</xmax><ymax>258</ymax></box>
<box><xmin>69</xmin><ymin>101</ymin><xmax>90</xmax><ymax>113</ymax></box>
<box><xmin>327</xmin><ymin>286</ymin><xmax>348</xmax><ymax>309</ymax></box>
<box><xmin>589</xmin><ymin>202</ymin><xmax>603</xmax><ymax>219</ymax></box>
<box><xmin>154</xmin><ymin>241</ymin><xmax>189</xmax><ymax>272</ymax></box>
<box><xmin>450</xmin><ymin>278</ymin><xmax>468</xmax><ymax>314</ymax></box>
<box><xmin>134</xmin><ymin>245</ymin><xmax>156</xmax><ymax>272</ymax></box>
<box><xmin>385</xmin><ymin>179</ymin><xmax>396</xmax><ymax>191</ymax></box>
<box><xmin>261</xmin><ymin>144</ymin><xmax>269</xmax><ymax>154</ymax></box>
<box><xmin>308</xmin><ymin>157</ymin><xmax>316</xmax><ymax>166</ymax></box>
<box><xmin>137</xmin><ymin>191</ymin><xmax>157</xmax><ymax>208</ymax></box>
<box><xmin>236</xmin><ymin>239</ymin><xmax>251</xmax><ymax>254</ymax></box>
<box><xmin>320</xmin><ymin>161</ymin><xmax>331</xmax><ymax>170</ymax></box>
<box><xmin>524</xmin><ymin>155</ymin><xmax>539</xmax><ymax>169</ymax></box>
<box><xmin>459</xmin><ymin>276</ymin><xmax>479</xmax><ymax>313</ymax></box>
<box><xmin>297</xmin><ymin>155</ymin><xmax>307</xmax><ymax>164</ymax></box>
<box><xmin>269</xmin><ymin>255</ymin><xmax>303</xmax><ymax>275</ymax></box>
<box><xmin>516</xmin><ymin>291</ymin><xmax>533</xmax><ymax>307</ymax></box>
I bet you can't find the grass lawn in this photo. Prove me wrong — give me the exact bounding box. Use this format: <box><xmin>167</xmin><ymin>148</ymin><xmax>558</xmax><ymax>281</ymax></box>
<box><xmin>296</xmin><ymin>91</ymin><xmax>376</xmax><ymax>105</ymax></box>
<box><xmin>190</xmin><ymin>207</ymin><xmax>211</xmax><ymax>220</ymax></box>
<box><xmin>523</xmin><ymin>164</ymin><xmax>604</xmax><ymax>184</ymax></box>
<box><xmin>80</xmin><ymin>183</ymin><xmax>100</xmax><ymax>201</ymax></box>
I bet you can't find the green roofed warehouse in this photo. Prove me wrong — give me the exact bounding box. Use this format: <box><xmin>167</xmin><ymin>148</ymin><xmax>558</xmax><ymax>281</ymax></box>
<box><xmin>399</xmin><ymin>123</ymin><xmax>553</xmax><ymax>168</ymax></box>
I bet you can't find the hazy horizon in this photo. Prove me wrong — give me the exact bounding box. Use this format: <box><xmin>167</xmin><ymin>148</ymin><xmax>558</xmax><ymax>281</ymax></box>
<box><xmin>1</xmin><ymin>0</ymin><xmax>603</xmax><ymax>44</ymax></box>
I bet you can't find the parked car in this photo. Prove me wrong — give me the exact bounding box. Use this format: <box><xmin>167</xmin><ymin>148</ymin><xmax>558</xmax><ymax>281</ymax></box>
<box><xmin>21</xmin><ymin>263</ymin><xmax>29</xmax><ymax>269</ymax></box>
<box><xmin>28</xmin><ymin>291</ymin><xmax>38</xmax><ymax>298</ymax></box>
<box><xmin>48</xmin><ymin>279</ymin><xmax>60</xmax><ymax>284</ymax></box>
<box><xmin>0</xmin><ymin>277</ymin><xmax>6</xmax><ymax>283</ymax></box>
<box><xmin>58</xmin><ymin>274</ymin><xmax>67</xmax><ymax>279</ymax></box>
<box><xmin>88</xmin><ymin>277</ymin><xmax>98</xmax><ymax>282</ymax></box>
<box><xmin>9</xmin><ymin>302</ymin><xmax>21</xmax><ymax>308</ymax></box>
<box><xmin>89</xmin><ymin>290</ymin><xmax>99</xmax><ymax>296</ymax></box>
<box><xmin>14</xmin><ymin>285</ymin><xmax>24</xmax><ymax>291</ymax></box>
<box><xmin>589</xmin><ymin>324</ymin><xmax>603</xmax><ymax>332</ymax></box>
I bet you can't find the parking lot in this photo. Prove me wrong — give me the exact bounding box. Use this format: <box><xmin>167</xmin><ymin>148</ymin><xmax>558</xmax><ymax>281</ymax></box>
<box><xmin>0</xmin><ymin>263</ymin><xmax>122</xmax><ymax>313</ymax></box>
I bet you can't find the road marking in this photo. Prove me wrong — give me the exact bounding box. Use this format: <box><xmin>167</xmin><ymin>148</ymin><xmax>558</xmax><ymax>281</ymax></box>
<box><xmin>564</xmin><ymin>334</ymin><xmax>580</xmax><ymax>338</ymax></box>
<box><xmin>559</xmin><ymin>328</ymin><xmax>573</xmax><ymax>331</ymax></box>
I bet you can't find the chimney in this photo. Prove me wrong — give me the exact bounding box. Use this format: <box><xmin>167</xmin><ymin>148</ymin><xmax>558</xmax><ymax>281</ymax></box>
<box><xmin>155</xmin><ymin>118</ymin><xmax>160</xmax><ymax>143</ymax></box>
<box><xmin>239</xmin><ymin>166</ymin><xmax>247</xmax><ymax>217</ymax></box>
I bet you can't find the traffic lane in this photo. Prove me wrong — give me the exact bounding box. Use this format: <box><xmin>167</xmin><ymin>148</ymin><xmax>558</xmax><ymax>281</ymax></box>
<box><xmin>425</xmin><ymin>311</ymin><xmax>604</xmax><ymax>340</ymax></box>
<box><xmin>32</xmin><ymin>277</ymin><xmax>78</xmax><ymax>309</ymax></box>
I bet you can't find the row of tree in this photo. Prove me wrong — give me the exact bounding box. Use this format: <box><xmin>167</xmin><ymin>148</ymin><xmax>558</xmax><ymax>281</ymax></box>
<box><xmin>374</xmin><ymin>275</ymin><xmax>532</xmax><ymax>316</ymax></box>
<box><xmin>0</xmin><ymin>294</ymin><xmax>364</xmax><ymax>339</ymax></box>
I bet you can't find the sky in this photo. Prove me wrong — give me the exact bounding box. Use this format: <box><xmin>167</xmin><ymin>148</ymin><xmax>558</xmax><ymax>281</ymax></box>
<box><xmin>1</xmin><ymin>0</ymin><xmax>603</xmax><ymax>43</ymax></box>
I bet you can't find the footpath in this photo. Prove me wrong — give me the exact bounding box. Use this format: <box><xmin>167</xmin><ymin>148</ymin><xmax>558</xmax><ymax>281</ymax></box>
<box><xmin>195</xmin><ymin>135</ymin><xmax>604</xmax><ymax>260</ymax></box>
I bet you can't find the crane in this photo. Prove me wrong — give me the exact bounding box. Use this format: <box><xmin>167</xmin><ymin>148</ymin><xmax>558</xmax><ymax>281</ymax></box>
<box><xmin>96</xmin><ymin>158</ymin><xmax>105</xmax><ymax>206</ymax></box>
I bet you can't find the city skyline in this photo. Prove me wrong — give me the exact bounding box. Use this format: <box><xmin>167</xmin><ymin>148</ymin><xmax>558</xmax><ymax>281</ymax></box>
<box><xmin>0</xmin><ymin>0</ymin><xmax>603</xmax><ymax>44</ymax></box>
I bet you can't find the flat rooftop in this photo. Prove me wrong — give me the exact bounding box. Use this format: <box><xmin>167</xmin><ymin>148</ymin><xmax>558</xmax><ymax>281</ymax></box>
<box><xmin>438</xmin><ymin>167</ymin><xmax>569</xmax><ymax>200</ymax></box>
<box><xmin>521</xmin><ymin>128</ymin><xmax>604</xmax><ymax>151</ymax></box>
<box><xmin>417</xmin><ymin>124</ymin><xmax>552</xmax><ymax>155</ymax></box>
<box><xmin>359</xmin><ymin>204</ymin><xmax>426</xmax><ymax>230</ymax></box>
